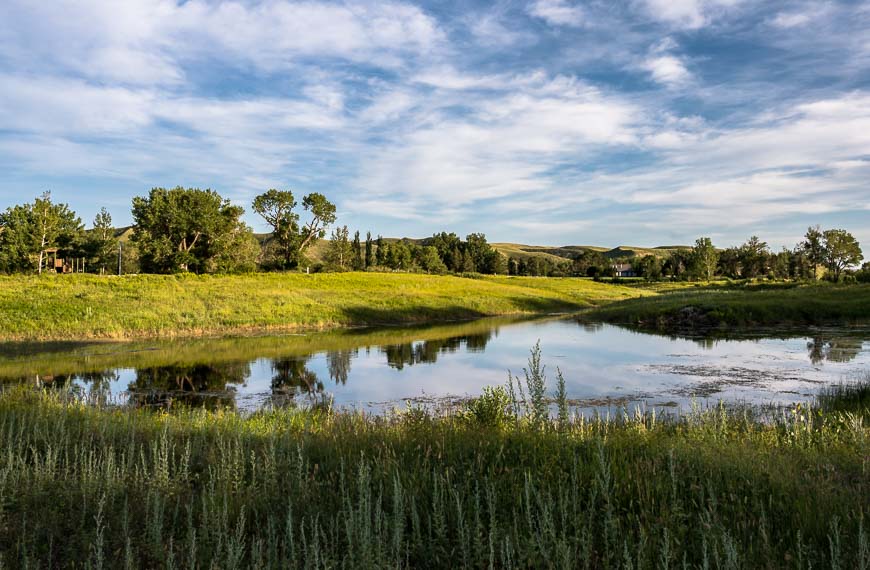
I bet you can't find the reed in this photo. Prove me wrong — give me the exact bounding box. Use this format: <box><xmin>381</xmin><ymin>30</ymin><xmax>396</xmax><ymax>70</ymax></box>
<box><xmin>0</xmin><ymin>367</ymin><xmax>867</xmax><ymax>568</ymax></box>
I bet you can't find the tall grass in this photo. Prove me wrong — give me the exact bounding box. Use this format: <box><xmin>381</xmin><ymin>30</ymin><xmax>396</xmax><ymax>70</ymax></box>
<box><xmin>0</xmin><ymin>366</ymin><xmax>868</xmax><ymax>567</ymax></box>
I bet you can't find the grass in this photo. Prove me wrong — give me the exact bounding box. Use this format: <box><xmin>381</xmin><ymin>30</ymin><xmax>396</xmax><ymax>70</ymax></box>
<box><xmin>0</xmin><ymin>358</ymin><xmax>867</xmax><ymax>569</ymax></box>
<box><xmin>0</xmin><ymin>273</ymin><xmax>643</xmax><ymax>342</ymax></box>
<box><xmin>586</xmin><ymin>281</ymin><xmax>870</xmax><ymax>331</ymax></box>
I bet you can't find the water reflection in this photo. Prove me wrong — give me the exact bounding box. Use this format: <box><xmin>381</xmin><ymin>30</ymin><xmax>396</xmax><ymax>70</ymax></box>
<box><xmin>327</xmin><ymin>349</ymin><xmax>355</xmax><ymax>384</ymax></box>
<box><xmin>128</xmin><ymin>363</ymin><xmax>247</xmax><ymax>409</ymax></box>
<box><xmin>270</xmin><ymin>357</ymin><xmax>325</xmax><ymax>407</ymax></box>
<box><xmin>2</xmin><ymin>318</ymin><xmax>868</xmax><ymax>413</ymax></box>
<box><xmin>806</xmin><ymin>337</ymin><xmax>864</xmax><ymax>364</ymax></box>
<box><xmin>381</xmin><ymin>331</ymin><xmax>494</xmax><ymax>370</ymax></box>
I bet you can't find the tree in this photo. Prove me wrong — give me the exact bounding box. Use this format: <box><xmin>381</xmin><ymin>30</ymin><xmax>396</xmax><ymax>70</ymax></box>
<box><xmin>0</xmin><ymin>192</ymin><xmax>82</xmax><ymax>274</ymax></box>
<box><xmin>131</xmin><ymin>186</ymin><xmax>247</xmax><ymax>273</ymax></box>
<box><xmin>822</xmin><ymin>229</ymin><xmax>863</xmax><ymax>282</ymax></box>
<box><xmin>718</xmin><ymin>247</ymin><xmax>741</xmax><ymax>278</ymax></box>
<box><xmin>252</xmin><ymin>189</ymin><xmax>337</xmax><ymax>269</ymax></box>
<box><xmin>364</xmin><ymin>232</ymin><xmax>373</xmax><ymax>268</ymax></box>
<box><xmin>802</xmin><ymin>225</ymin><xmax>825</xmax><ymax>280</ymax></box>
<box><xmin>86</xmin><ymin>207</ymin><xmax>118</xmax><ymax>274</ymax></box>
<box><xmin>324</xmin><ymin>225</ymin><xmax>353</xmax><ymax>270</ymax></box>
<box><xmin>0</xmin><ymin>204</ymin><xmax>37</xmax><ymax>273</ymax></box>
<box><xmin>663</xmin><ymin>250</ymin><xmax>690</xmax><ymax>279</ymax></box>
<box><xmin>738</xmin><ymin>236</ymin><xmax>769</xmax><ymax>279</ymax></box>
<box><xmin>32</xmin><ymin>192</ymin><xmax>84</xmax><ymax>274</ymax></box>
<box><xmin>691</xmin><ymin>237</ymin><xmax>718</xmax><ymax>281</ymax></box>
<box><xmin>375</xmin><ymin>235</ymin><xmax>385</xmax><ymax>266</ymax></box>
<box><xmin>207</xmin><ymin>222</ymin><xmax>260</xmax><ymax>273</ymax></box>
<box><xmin>416</xmin><ymin>246</ymin><xmax>448</xmax><ymax>273</ymax></box>
<box><xmin>633</xmin><ymin>255</ymin><xmax>662</xmax><ymax>281</ymax></box>
<box><xmin>351</xmin><ymin>231</ymin><xmax>363</xmax><ymax>271</ymax></box>
<box><xmin>430</xmin><ymin>232</ymin><xmax>462</xmax><ymax>270</ymax></box>
<box><xmin>252</xmin><ymin>189</ymin><xmax>299</xmax><ymax>269</ymax></box>
<box><xmin>298</xmin><ymin>193</ymin><xmax>337</xmax><ymax>256</ymax></box>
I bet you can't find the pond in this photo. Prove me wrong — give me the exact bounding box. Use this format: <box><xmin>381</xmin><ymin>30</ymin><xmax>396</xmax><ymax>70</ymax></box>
<box><xmin>2</xmin><ymin>316</ymin><xmax>869</xmax><ymax>414</ymax></box>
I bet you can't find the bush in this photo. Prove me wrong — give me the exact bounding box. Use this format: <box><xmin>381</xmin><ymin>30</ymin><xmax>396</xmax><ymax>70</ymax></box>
<box><xmin>462</xmin><ymin>386</ymin><xmax>512</xmax><ymax>429</ymax></box>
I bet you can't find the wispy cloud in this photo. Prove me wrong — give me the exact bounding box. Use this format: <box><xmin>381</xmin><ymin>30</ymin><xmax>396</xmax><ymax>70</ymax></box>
<box><xmin>528</xmin><ymin>0</ymin><xmax>585</xmax><ymax>27</ymax></box>
<box><xmin>0</xmin><ymin>0</ymin><xmax>868</xmax><ymax>248</ymax></box>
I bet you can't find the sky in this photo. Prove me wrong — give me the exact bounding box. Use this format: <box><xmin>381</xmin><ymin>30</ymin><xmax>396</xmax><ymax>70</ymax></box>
<box><xmin>1</xmin><ymin>0</ymin><xmax>869</xmax><ymax>249</ymax></box>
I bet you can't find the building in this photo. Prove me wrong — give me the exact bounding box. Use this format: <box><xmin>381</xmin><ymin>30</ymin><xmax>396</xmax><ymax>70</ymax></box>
<box><xmin>612</xmin><ymin>263</ymin><xmax>636</xmax><ymax>278</ymax></box>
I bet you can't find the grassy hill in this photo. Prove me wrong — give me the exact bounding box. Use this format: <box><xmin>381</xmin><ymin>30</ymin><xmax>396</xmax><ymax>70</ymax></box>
<box><xmin>491</xmin><ymin>243</ymin><xmax>690</xmax><ymax>263</ymax></box>
<box><xmin>115</xmin><ymin>227</ymin><xmax>689</xmax><ymax>266</ymax></box>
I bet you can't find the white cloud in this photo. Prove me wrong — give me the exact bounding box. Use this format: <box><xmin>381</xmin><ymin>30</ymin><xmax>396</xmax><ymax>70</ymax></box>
<box><xmin>639</xmin><ymin>0</ymin><xmax>741</xmax><ymax>30</ymax></box>
<box><xmin>643</xmin><ymin>55</ymin><xmax>691</xmax><ymax>86</ymax></box>
<box><xmin>770</xmin><ymin>12</ymin><xmax>812</xmax><ymax>28</ymax></box>
<box><xmin>0</xmin><ymin>0</ymin><xmax>444</xmax><ymax>85</ymax></box>
<box><xmin>355</xmin><ymin>75</ymin><xmax>641</xmax><ymax>209</ymax></box>
<box><xmin>529</xmin><ymin>0</ymin><xmax>585</xmax><ymax>27</ymax></box>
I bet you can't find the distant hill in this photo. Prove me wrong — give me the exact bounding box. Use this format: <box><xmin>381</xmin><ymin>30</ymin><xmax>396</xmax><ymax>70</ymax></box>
<box><xmin>114</xmin><ymin>227</ymin><xmax>690</xmax><ymax>265</ymax></box>
<box><xmin>491</xmin><ymin>243</ymin><xmax>690</xmax><ymax>262</ymax></box>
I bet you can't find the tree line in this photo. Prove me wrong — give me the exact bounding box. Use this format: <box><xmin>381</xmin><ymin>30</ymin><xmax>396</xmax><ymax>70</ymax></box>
<box><xmin>0</xmin><ymin>189</ymin><xmax>864</xmax><ymax>281</ymax></box>
<box><xmin>625</xmin><ymin>229</ymin><xmax>865</xmax><ymax>283</ymax></box>
<box><xmin>0</xmin><ymin>188</ymin><xmax>507</xmax><ymax>276</ymax></box>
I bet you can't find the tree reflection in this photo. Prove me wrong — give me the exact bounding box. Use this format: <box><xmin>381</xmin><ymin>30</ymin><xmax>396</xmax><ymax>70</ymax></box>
<box><xmin>382</xmin><ymin>332</ymin><xmax>493</xmax><ymax>370</ymax></box>
<box><xmin>128</xmin><ymin>362</ymin><xmax>249</xmax><ymax>410</ymax></box>
<box><xmin>326</xmin><ymin>349</ymin><xmax>355</xmax><ymax>385</ymax></box>
<box><xmin>270</xmin><ymin>357</ymin><xmax>327</xmax><ymax>408</ymax></box>
<box><xmin>806</xmin><ymin>337</ymin><xmax>864</xmax><ymax>364</ymax></box>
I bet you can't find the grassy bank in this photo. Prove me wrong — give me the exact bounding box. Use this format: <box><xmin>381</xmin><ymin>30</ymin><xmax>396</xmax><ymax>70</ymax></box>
<box><xmin>0</xmin><ymin>273</ymin><xmax>642</xmax><ymax>341</ymax></box>
<box><xmin>0</xmin><ymin>373</ymin><xmax>868</xmax><ymax>569</ymax></box>
<box><xmin>586</xmin><ymin>282</ymin><xmax>870</xmax><ymax>331</ymax></box>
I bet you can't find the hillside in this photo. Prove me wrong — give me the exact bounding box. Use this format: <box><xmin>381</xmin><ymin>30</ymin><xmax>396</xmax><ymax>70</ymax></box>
<box><xmin>113</xmin><ymin>228</ymin><xmax>688</xmax><ymax>265</ymax></box>
<box><xmin>491</xmin><ymin>243</ymin><xmax>690</xmax><ymax>262</ymax></box>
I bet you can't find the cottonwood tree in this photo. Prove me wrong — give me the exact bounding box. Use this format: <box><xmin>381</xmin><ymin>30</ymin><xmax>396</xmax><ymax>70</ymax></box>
<box><xmin>252</xmin><ymin>189</ymin><xmax>300</xmax><ymax>269</ymax></box>
<box><xmin>802</xmin><ymin>225</ymin><xmax>826</xmax><ymax>280</ymax></box>
<box><xmin>252</xmin><ymin>190</ymin><xmax>336</xmax><ymax>268</ymax></box>
<box><xmin>691</xmin><ymin>237</ymin><xmax>718</xmax><ymax>281</ymax></box>
<box><xmin>822</xmin><ymin>229</ymin><xmax>862</xmax><ymax>281</ymax></box>
<box><xmin>298</xmin><ymin>193</ymin><xmax>337</xmax><ymax>255</ymax></box>
<box><xmin>131</xmin><ymin>187</ymin><xmax>251</xmax><ymax>273</ymax></box>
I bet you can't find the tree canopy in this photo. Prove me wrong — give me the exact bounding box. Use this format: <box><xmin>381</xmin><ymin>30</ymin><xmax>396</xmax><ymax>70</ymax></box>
<box><xmin>0</xmin><ymin>192</ymin><xmax>83</xmax><ymax>274</ymax></box>
<box><xmin>132</xmin><ymin>187</ymin><xmax>253</xmax><ymax>273</ymax></box>
<box><xmin>252</xmin><ymin>189</ymin><xmax>336</xmax><ymax>269</ymax></box>
<box><xmin>823</xmin><ymin>229</ymin><xmax>863</xmax><ymax>281</ymax></box>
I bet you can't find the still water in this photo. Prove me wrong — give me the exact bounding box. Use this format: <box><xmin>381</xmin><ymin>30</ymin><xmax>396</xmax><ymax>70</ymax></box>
<box><xmin>2</xmin><ymin>316</ymin><xmax>869</xmax><ymax>413</ymax></box>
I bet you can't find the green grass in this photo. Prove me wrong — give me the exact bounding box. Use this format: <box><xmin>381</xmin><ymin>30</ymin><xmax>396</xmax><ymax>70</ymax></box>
<box><xmin>586</xmin><ymin>282</ymin><xmax>870</xmax><ymax>330</ymax></box>
<box><xmin>0</xmin><ymin>273</ymin><xmax>642</xmax><ymax>342</ymax></box>
<box><xmin>0</xmin><ymin>369</ymin><xmax>867</xmax><ymax>569</ymax></box>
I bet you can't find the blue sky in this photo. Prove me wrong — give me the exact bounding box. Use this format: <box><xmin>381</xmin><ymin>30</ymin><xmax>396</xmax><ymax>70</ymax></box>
<box><xmin>1</xmin><ymin>0</ymin><xmax>868</xmax><ymax>248</ymax></box>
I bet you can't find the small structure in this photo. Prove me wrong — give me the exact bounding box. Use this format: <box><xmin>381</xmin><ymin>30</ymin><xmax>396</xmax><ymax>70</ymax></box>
<box><xmin>612</xmin><ymin>263</ymin><xmax>636</xmax><ymax>278</ymax></box>
<box><xmin>41</xmin><ymin>248</ymin><xmax>85</xmax><ymax>273</ymax></box>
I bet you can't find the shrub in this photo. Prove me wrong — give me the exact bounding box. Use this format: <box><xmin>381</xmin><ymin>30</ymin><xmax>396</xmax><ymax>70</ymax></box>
<box><xmin>462</xmin><ymin>386</ymin><xmax>512</xmax><ymax>429</ymax></box>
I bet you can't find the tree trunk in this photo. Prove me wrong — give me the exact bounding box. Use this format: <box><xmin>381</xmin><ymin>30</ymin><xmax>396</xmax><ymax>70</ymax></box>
<box><xmin>37</xmin><ymin>233</ymin><xmax>47</xmax><ymax>274</ymax></box>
